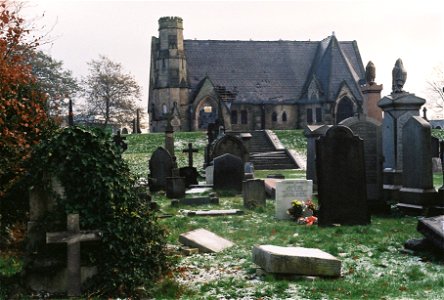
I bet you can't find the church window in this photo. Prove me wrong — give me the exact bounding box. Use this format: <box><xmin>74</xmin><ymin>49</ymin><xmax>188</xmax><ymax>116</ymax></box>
<box><xmin>316</xmin><ymin>108</ymin><xmax>322</xmax><ymax>123</ymax></box>
<box><xmin>162</xmin><ymin>104</ymin><xmax>168</xmax><ymax>115</ymax></box>
<box><xmin>241</xmin><ymin>110</ymin><xmax>248</xmax><ymax>124</ymax></box>
<box><xmin>231</xmin><ymin>110</ymin><xmax>238</xmax><ymax>124</ymax></box>
<box><xmin>168</xmin><ymin>35</ymin><xmax>177</xmax><ymax>49</ymax></box>
<box><xmin>282</xmin><ymin>111</ymin><xmax>287</xmax><ymax>122</ymax></box>
<box><xmin>272</xmin><ymin>112</ymin><xmax>277</xmax><ymax>122</ymax></box>
<box><xmin>307</xmin><ymin>108</ymin><xmax>313</xmax><ymax>124</ymax></box>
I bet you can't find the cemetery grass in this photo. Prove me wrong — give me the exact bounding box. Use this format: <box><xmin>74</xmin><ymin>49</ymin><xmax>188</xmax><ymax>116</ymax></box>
<box><xmin>123</xmin><ymin>131</ymin><xmax>444</xmax><ymax>299</ymax></box>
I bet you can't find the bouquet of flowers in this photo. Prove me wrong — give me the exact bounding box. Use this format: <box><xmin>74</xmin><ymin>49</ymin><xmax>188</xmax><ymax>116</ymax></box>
<box><xmin>287</xmin><ymin>199</ymin><xmax>318</xmax><ymax>225</ymax></box>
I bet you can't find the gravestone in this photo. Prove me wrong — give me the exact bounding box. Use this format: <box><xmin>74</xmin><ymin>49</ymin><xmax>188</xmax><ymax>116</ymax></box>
<box><xmin>243</xmin><ymin>179</ymin><xmax>266</xmax><ymax>209</ymax></box>
<box><xmin>304</xmin><ymin>125</ymin><xmax>331</xmax><ymax>188</ymax></box>
<box><xmin>378</xmin><ymin>61</ymin><xmax>425</xmax><ymax>202</ymax></box>
<box><xmin>213</xmin><ymin>153</ymin><xmax>244</xmax><ymax>192</ymax></box>
<box><xmin>205</xmin><ymin>165</ymin><xmax>214</xmax><ymax>184</ymax></box>
<box><xmin>275</xmin><ymin>180</ymin><xmax>312</xmax><ymax>220</ymax></box>
<box><xmin>149</xmin><ymin>147</ymin><xmax>173</xmax><ymax>192</ymax></box>
<box><xmin>112</xmin><ymin>130</ymin><xmax>128</xmax><ymax>153</ymax></box>
<box><xmin>46</xmin><ymin>214</ymin><xmax>102</xmax><ymax>297</ymax></box>
<box><xmin>209</xmin><ymin>134</ymin><xmax>249</xmax><ymax>163</ymax></box>
<box><xmin>316</xmin><ymin>125</ymin><xmax>370</xmax><ymax>226</ymax></box>
<box><xmin>431</xmin><ymin>136</ymin><xmax>440</xmax><ymax>158</ymax></box>
<box><xmin>398</xmin><ymin>116</ymin><xmax>437</xmax><ymax>211</ymax></box>
<box><xmin>417</xmin><ymin>215</ymin><xmax>444</xmax><ymax>251</ymax></box>
<box><xmin>340</xmin><ymin>116</ymin><xmax>384</xmax><ymax>211</ymax></box>
<box><xmin>179</xmin><ymin>228</ymin><xmax>234</xmax><ymax>253</ymax></box>
<box><xmin>252</xmin><ymin>245</ymin><xmax>341</xmax><ymax>277</ymax></box>
<box><xmin>180</xmin><ymin>143</ymin><xmax>199</xmax><ymax>187</ymax></box>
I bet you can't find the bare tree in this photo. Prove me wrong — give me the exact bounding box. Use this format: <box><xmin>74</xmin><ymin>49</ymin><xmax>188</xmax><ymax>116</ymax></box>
<box><xmin>426</xmin><ymin>63</ymin><xmax>444</xmax><ymax>118</ymax></box>
<box><xmin>81</xmin><ymin>55</ymin><xmax>141</xmax><ymax>128</ymax></box>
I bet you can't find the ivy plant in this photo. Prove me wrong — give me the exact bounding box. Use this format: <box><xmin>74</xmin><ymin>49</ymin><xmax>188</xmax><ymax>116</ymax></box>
<box><xmin>29</xmin><ymin>126</ymin><xmax>169</xmax><ymax>297</ymax></box>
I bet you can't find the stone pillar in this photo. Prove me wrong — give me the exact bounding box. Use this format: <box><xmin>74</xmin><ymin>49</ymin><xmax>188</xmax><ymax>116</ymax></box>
<box><xmin>361</xmin><ymin>83</ymin><xmax>383</xmax><ymax>122</ymax></box>
<box><xmin>362</xmin><ymin>61</ymin><xmax>383</xmax><ymax>122</ymax></box>
<box><xmin>378</xmin><ymin>92</ymin><xmax>425</xmax><ymax>202</ymax></box>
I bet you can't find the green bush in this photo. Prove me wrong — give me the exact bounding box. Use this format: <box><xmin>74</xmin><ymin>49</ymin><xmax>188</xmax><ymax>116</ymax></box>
<box><xmin>29</xmin><ymin>127</ymin><xmax>169</xmax><ymax>297</ymax></box>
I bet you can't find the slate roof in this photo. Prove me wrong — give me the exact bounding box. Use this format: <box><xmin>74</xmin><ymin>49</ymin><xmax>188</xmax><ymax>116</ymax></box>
<box><xmin>184</xmin><ymin>36</ymin><xmax>365</xmax><ymax>104</ymax></box>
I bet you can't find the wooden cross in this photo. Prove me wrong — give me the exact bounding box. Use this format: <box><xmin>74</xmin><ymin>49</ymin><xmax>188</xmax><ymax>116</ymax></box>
<box><xmin>46</xmin><ymin>214</ymin><xmax>102</xmax><ymax>297</ymax></box>
<box><xmin>182</xmin><ymin>142</ymin><xmax>198</xmax><ymax>167</ymax></box>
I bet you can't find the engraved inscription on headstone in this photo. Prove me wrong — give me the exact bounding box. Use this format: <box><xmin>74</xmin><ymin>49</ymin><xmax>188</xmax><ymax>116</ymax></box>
<box><xmin>275</xmin><ymin>180</ymin><xmax>313</xmax><ymax>220</ymax></box>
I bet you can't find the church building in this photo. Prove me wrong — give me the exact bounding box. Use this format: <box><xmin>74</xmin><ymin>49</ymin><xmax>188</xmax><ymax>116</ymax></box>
<box><xmin>149</xmin><ymin>16</ymin><xmax>376</xmax><ymax>132</ymax></box>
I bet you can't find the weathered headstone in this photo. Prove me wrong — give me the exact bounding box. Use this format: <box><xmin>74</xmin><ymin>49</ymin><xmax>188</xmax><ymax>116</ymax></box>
<box><xmin>179</xmin><ymin>228</ymin><xmax>234</xmax><ymax>253</ymax></box>
<box><xmin>205</xmin><ymin>165</ymin><xmax>214</xmax><ymax>184</ymax></box>
<box><xmin>340</xmin><ymin>115</ymin><xmax>384</xmax><ymax>211</ymax></box>
<box><xmin>213</xmin><ymin>153</ymin><xmax>244</xmax><ymax>192</ymax></box>
<box><xmin>252</xmin><ymin>245</ymin><xmax>341</xmax><ymax>277</ymax></box>
<box><xmin>417</xmin><ymin>215</ymin><xmax>444</xmax><ymax>251</ymax></box>
<box><xmin>209</xmin><ymin>134</ymin><xmax>249</xmax><ymax>163</ymax></box>
<box><xmin>316</xmin><ymin>125</ymin><xmax>370</xmax><ymax>226</ymax></box>
<box><xmin>398</xmin><ymin>116</ymin><xmax>437</xmax><ymax>211</ymax></box>
<box><xmin>378</xmin><ymin>60</ymin><xmax>425</xmax><ymax>202</ymax></box>
<box><xmin>149</xmin><ymin>147</ymin><xmax>173</xmax><ymax>192</ymax></box>
<box><xmin>243</xmin><ymin>179</ymin><xmax>266</xmax><ymax>209</ymax></box>
<box><xmin>46</xmin><ymin>214</ymin><xmax>102</xmax><ymax>297</ymax></box>
<box><xmin>179</xmin><ymin>166</ymin><xmax>199</xmax><ymax>188</ymax></box>
<box><xmin>304</xmin><ymin>125</ymin><xmax>331</xmax><ymax>188</ymax></box>
<box><xmin>431</xmin><ymin>136</ymin><xmax>440</xmax><ymax>158</ymax></box>
<box><xmin>275</xmin><ymin>179</ymin><xmax>312</xmax><ymax>220</ymax></box>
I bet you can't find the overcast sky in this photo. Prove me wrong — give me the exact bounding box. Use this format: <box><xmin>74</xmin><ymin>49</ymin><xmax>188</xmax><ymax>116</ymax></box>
<box><xmin>23</xmin><ymin>0</ymin><xmax>444</xmax><ymax>117</ymax></box>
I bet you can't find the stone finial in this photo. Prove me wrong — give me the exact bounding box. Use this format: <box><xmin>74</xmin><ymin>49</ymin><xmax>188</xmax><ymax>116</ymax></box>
<box><xmin>365</xmin><ymin>61</ymin><xmax>376</xmax><ymax>85</ymax></box>
<box><xmin>392</xmin><ymin>58</ymin><xmax>407</xmax><ymax>93</ymax></box>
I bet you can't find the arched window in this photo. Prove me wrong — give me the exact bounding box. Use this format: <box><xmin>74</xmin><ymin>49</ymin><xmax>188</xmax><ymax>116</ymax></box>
<box><xmin>241</xmin><ymin>110</ymin><xmax>248</xmax><ymax>124</ymax></box>
<box><xmin>231</xmin><ymin>110</ymin><xmax>238</xmax><ymax>124</ymax></box>
<box><xmin>272</xmin><ymin>112</ymin><xmax>277</xmax><ymax>122</ymax></box>
<box><xmin>336</xmin><ymin>97</ymin><xmax>354</xmax><ymax>123</ymax></box>
<box><xmin>282</xmin><ymin>111</ymin><xmax>287</xmax><ymax>122</ymax></box>
<box><xmin>162</xmin><ymin>104</ymin><xmax>168</xmax><ymax>115</ymax></box>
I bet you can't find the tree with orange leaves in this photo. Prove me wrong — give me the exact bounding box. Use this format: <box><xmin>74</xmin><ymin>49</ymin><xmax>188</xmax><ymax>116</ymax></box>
<box><xmin>0</xmin><ymin>1</ymin><xmax>51</xmax><ymax>198</ymax></box>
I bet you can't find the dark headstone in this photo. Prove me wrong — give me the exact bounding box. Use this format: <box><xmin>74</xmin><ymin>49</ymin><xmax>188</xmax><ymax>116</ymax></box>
<box><xmin>417</xmin><ymin>215</ymin><xmax>444</xmax><ymax>251</ymax></box>
<box><xmin>165</xmin><ymin>176</ymin><xmax>186</xmax><ymax>199</ymax></box>
<box><xmin>209</xmin><ymin>134</ymin><xmax>249</xmax><ymax>163</ymax></box>
<box><xmin>179</xmin><ymin>166</ymin><xmax>199</xmax><ymax>188</ymax></box>
<box><xmin>213</xmin><ymin>153</ymin><xmax>244</xmax><ymax>192</ymax></box>
<box><xmin>149</xmin><ymin>147</ymin><xmax>173</xmax><ymax>192</ymax></box>
<box><xmin>304</xmin><ymin>125</ymin><xmax>331</xmax><ymax>188</ymax></box>
<box><xmin>121</xmin><ymin>128</ymin><xmax>129</xmax><ymax>135</ymax></box>
<box><xmin>431</xmin><ymin>136</ymin><xmax>440</xmax><ymax>158</ymax></box>
<box><xmin>243</xmin><ymin>179</ymin><xmax>266</xmax><ymax>209</ymax></box>
<box><xmin>113</xmin><ymin>130</ymin><xmax>128</xmax><ymax>153</ymax></box>
<box><xmin>340</xmin><ymin>116</ymin><xmax>384</xmax><ymax>212</ymax></box>
<box><xmin>316</xmin><ymin>125</ymin><xmax>370</xmax><ymax>226</ymax></box>
<box><xmin>399</xmin><ymin>116</ymin><xmax>437</xmax><ymax>208</ymax></box>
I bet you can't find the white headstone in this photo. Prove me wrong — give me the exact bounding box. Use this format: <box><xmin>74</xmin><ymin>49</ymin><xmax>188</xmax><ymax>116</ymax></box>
<box><xmin>205</xmin><ymin>165</ymin><xmax>214</xmax><ymax>184</ymax></box>
<box><xmin>275</xmin><ymin>180</ymin><xmax>313</xmax><ymax>220</ymax></box>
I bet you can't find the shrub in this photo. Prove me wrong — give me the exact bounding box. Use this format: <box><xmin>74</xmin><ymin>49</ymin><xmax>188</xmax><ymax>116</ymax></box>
<box><xmin>29</xmin><ymin>127</ymin><xmax>170</xmax><ymax>297</ymax></box>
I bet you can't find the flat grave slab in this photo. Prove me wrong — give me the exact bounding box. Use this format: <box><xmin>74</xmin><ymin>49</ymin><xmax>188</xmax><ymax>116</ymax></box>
<box><xmin>186</xmin><ymin>187</ymin><xmax>212</xmax><ymax>195</ymax></box>
<box><xmin>184</xmin><ymin>209</ymin><xmax>244</xmax><ymax>216</ymax></box>
<box><xmin>252</xmin><ymin>245</ymin><xmax>341</xmax><ymax>277</ymax></box>
<box><xmin>417</xmin><ymin>215</ymin><xmax>444</xmax><ymax>250</ymax></box>
<box><xmin>264</xmin><ymin>178</ymin><xmax>283</xmax><ymax>199</ymax></box>
<box><xmin>179</xmin><ymin>228</ymin><xmax>234</xmax><ymax>253</ymax></box>
<box><xmin>171</xmin><ymin>197</ymin><xmax>219</xmax><ymax>206</ymax></box>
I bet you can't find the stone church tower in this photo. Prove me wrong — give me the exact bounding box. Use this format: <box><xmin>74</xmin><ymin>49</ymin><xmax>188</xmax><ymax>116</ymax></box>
<box><xmin>149</xmin><ymin>17</ymin><xmax>189</xmax><ymax>131</ymax></box>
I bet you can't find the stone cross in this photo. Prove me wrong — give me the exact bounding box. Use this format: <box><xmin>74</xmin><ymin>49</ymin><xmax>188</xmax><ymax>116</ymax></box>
<box><xmin>182</xmin><ymin>143</ymin><xmax>198</xmax><ymax>167</ymax></box>
<box><xmin>46</xmin><ymin>214</ymin><xmax>102</xmax><ymax>297</ymax></box>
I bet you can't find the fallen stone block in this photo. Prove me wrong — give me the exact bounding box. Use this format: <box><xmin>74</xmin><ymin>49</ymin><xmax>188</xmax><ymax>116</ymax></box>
<box><xmin>417</xmin><ymin>215</ymin><xmax>444</xmax><ymax>251</ymax></box>
<box><xmin>179</xmin><ymin>228</ymin><xmax>234</xmax><ymax>253</ymax></box>
<box><xmin>252</xmin><ymin>245</ymin><xmax>341</xmax><ymax>277</ymax></box>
